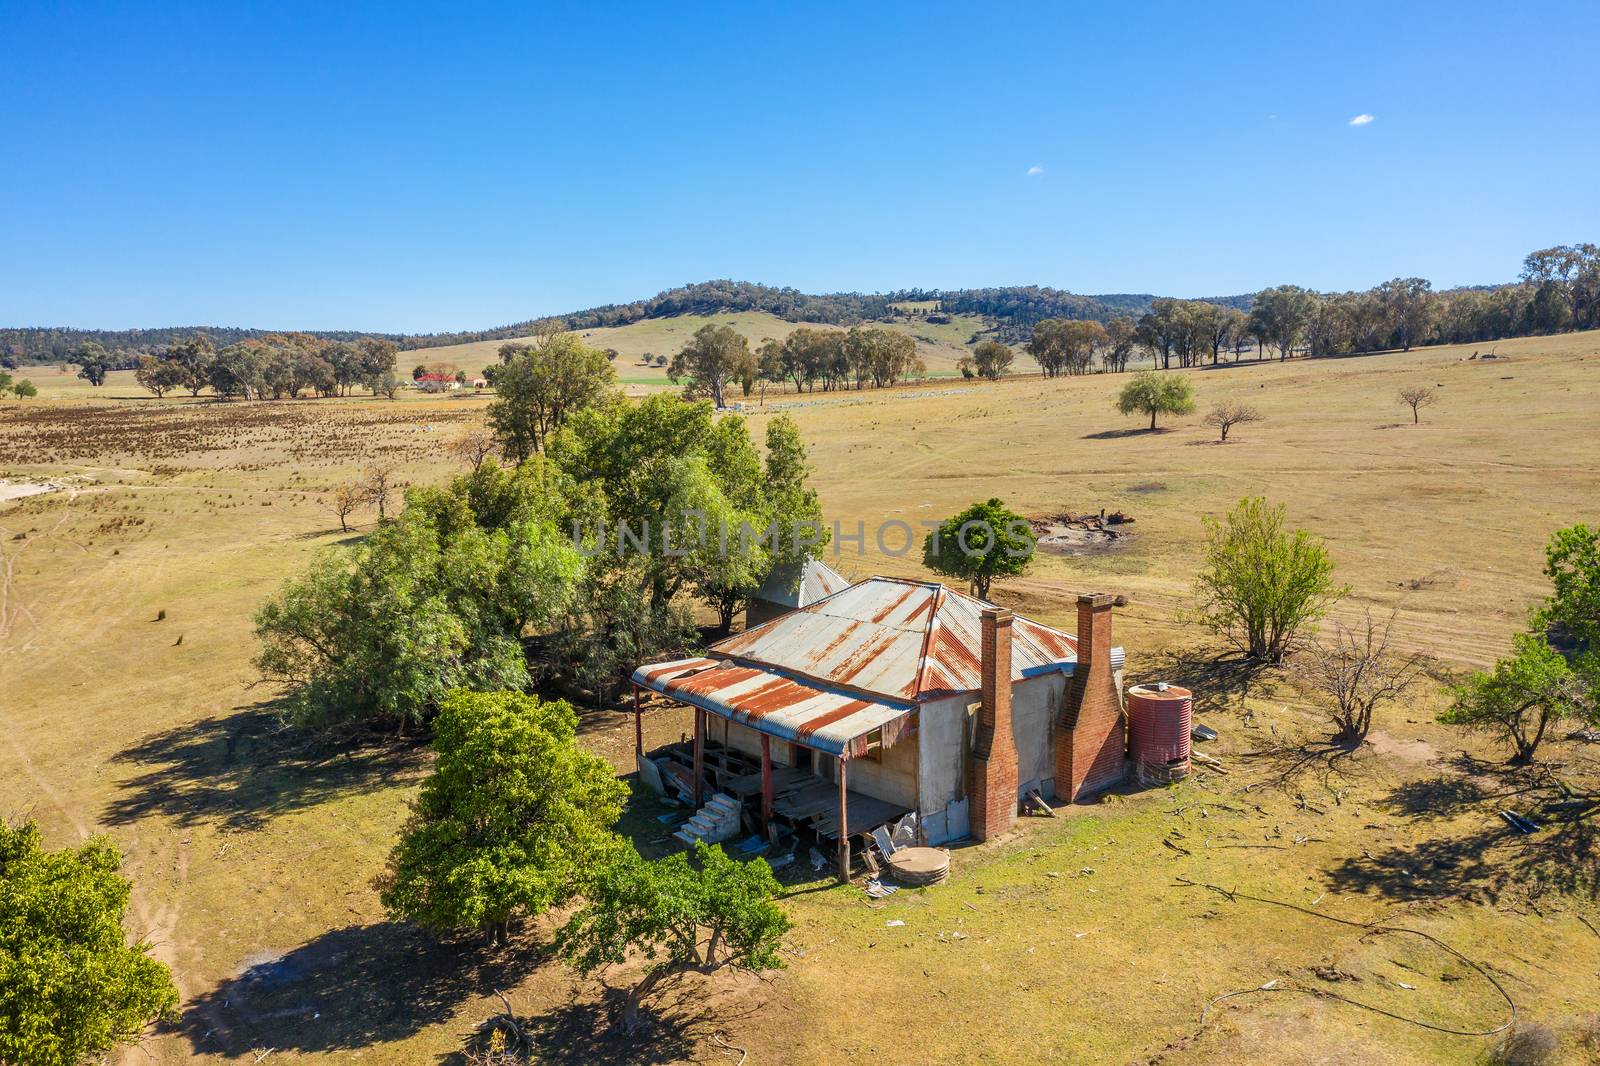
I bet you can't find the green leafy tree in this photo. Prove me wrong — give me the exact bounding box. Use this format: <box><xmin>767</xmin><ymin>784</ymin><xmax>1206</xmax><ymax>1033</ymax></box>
<box><xmin>1520</xmin><ymin>244</ymin><xmax>1600</xmax><ymax>331</ymax></box>
<box><xmin>545</xmin><ymin>397</ymin><xmax>827</xmax><ymax>684</ymax></box>
<box><xmin>1376</xmin><ymin>277</ymin><xmax>1438</xmax><ymax>351</ymax></box>
<box><xmin>1539</xmin><ymin>523</ymin><xmax>1600</xmax><ymax>650</ymax></box>
<box><xmin>1193</xmin><ymin>496</ymin><xmax>1348</xmax><ymax>662</ymax></box>
<box><xmin>372</xmin><ymin>369</ymin><xmax>401</xmax><ymax>399</ymax></box>
<box><xmin>754</xmin><ymin>337</ymin><xmax>785</xmax><ymax>403</ymax></box>
<box><xmin>381</xmin><ymin>691</ymin><xmax>628</xmax><ymax>945</ymax></box>
<box><xmin>972</xmin><ymin>338</ymin><xmax>1014</xmax><ymax>379</ymax></box>
<box><xmin>1115</xmin><ymin>370</ymin><xmax>1195</xmax><ymax>430</ymax></box>
<box><xmin>163</xmin><ymin>333</ymin><xmax>216</xmax><ymax>396</ymax></box>
<box><xmin>1101</xmin><ymin>316</ymin><xmax>1138</xmax><ymax>372</ymax></box>
<box><xmin>208</xmin><ymin>341</ymin><xmax>265</xmax><ymax>399</ymax></box>
<box><xmin>921</xmin><ymin>497</ymin><xmax>1034</xmax><ymax>600</ymax></box>
<box><xmin>667</xmin><ymin>323</ymin><xmax>754</xmax><ymax>408</ymax></box>
<box><xmin>694</xmin><ymin>413</ymin><xmax>828</xmax><ymax>633</ymax></box>
<box><xmin>74</xmin><ymin>341</ymin><xmax>116</xmax><ymax>386</ymax></box>
<box><xmin>558</xmin><ymin>841</ymin><xmax>789</xmax><ymax>1032</ymax></box>
<box><xmin>1440</xmin><ymin>524</ymin><xmax>1600</xmax><ymax>763</ymax></box>
<box><xmin>357</xmin><ymin>337</ymin><xmax>399</xmax><ymax>393</ymax></box>
<box><xmin>1249</xmin><ymin>285</ymin><xmax>1320</xmax><ymax>360</ymax></box>
<box><xmin>774</xmin><ymin>327</ymin><xmax>839</xmax><ymax>393</ymax></box>
<box><xmin>11</xmin><ymin>379</ymin><xmax>37</xmax><ymax>398</ymax></box>
<box><xmin>254</xmin><ymin>461</ymin><xmax>585</xmax><ymax>730</ymax></box>
<box><xmin>133</xmin><ymin>355</ymin><xmax>187</xmax><ymax>398</ymax></box>
<box><xmin>1442</xmin><ymin>633</ymin><xmax>1590</xmax><ymax>764</ymax></box>
<box><xmin>1030</xmin><ymin>318</ymin><xmax>1105</xmax><ymax>377</ymax></box>
<box><xmin>0</xmin><ymin>821</ymin><xmax>179</xmax><ymax>1066</ymax></box>
<box><xmin>843</xmin><ymin>327</ymin><xmax>921</xmax><ymax>388</ymax></box>
<box><xmin>488</xmin><ymin>333</ymin><xmax>618</xmax><ymax>460</ymax></box>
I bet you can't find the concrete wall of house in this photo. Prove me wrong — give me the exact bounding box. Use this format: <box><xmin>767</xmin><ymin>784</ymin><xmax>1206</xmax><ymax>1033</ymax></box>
<box><xmin>716</xmin><ymin>717</ymin><xmax>917</xmax><ymax>812</ymax></box>
<box><xmin>917</xmin><ymin>694</ymin><xmax>971</xmax><ymax>844</ymax></box>
<box><xmin>719</xmin><ymin>718</ymin><xmax>795</xmax><ymax>768</ymax></box>
<box><xmin>1014</xmin><ymin>673</ymin><xmax>1067</xmax><ymax>798</ymax></box>
<box><xmin>820</xmin><ymin>730</ymin><xmax>919</xmax><ymax>810</ymax></box>
<box><xmin>913</xmin><ymin>676</ymin><xmax>1065</xmax><ymax>844</ymax></box>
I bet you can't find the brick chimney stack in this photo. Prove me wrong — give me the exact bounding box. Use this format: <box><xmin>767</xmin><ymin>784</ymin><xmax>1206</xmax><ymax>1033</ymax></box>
<box><xmin>1056</xmin><ymin>593</ymin><xmax>1127</xmax><ymax>802</ymax></box>
<box><xmin>969</xmin><ymin>607</ymin><xmax>1018</xmax><ymax>841</ymax></box>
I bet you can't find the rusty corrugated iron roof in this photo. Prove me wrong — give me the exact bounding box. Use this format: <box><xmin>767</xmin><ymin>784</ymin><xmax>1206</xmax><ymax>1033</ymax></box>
<box><xmin>632</xmin><ymin>656</ymin><xmax>914</xmax><ymax>757</ymax></box>
<box><xmin>633</xmin><ymin>577</ymin><xmax>1124</xmax><ymax>753</ymax></box>
<box><xmin>752</xmin><ymin>557</ymin><xmax>852</xmax><ymax>610</ymax></box>
<box><xmin>711</xmin><ymin>576</ymin><xmax>1121</xmax><ymax>702</ymax></box>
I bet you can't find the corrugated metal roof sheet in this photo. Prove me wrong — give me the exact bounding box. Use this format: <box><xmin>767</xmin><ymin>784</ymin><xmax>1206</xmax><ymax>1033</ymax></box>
<box><xmin>710</xmin><ymin>576</ymin><xmax>1123</xmax><ymax>702</ymax></box>
<box><xmin>631</xmin><ymin>656</ymin><xmax>914</xmax><ymax>757</ymax></box>
<box><xmin>752</xmin><ymin>557</ymin><xmax>853</xmax><ymax>610</ymax></box>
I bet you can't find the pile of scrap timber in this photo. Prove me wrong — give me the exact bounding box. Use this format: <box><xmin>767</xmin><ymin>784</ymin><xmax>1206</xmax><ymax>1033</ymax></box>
<box><xmin>886</xmin><ymin>846</ymin><xmax>951</xmax><ymax>887</ymax></box>
<box><xmin>1031</xmin><ymin>509</ymin><xmax>1135</xmax><ymax>537</ymax></box>
<box><xmin>1030</xmin><ymin>509</ymin><xmax>1136</xmax><ymax>556</ymax></box>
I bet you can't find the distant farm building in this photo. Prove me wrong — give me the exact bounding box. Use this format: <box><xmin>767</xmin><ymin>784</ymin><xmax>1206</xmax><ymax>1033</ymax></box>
<box><xmin>632</xmin><ymin>577</ymin><xmax>1127</xmax><ymax>879</ymax></box>
<box><xmin>745</xmin><ymin>557</ymin><xmax>851</xmax><ymax>627</ymax></box>
<box><xmin>414</xmin><ymin>373</ymin><xmax>461</xmax><ymax>393</ymax></box>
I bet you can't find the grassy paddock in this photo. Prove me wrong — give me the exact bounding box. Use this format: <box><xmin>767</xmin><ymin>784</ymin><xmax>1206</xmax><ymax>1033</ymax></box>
<box><xmin>1</xmin><ymin>329</ymin><xmax>1598</xmax><ymax>1063</ymax></box>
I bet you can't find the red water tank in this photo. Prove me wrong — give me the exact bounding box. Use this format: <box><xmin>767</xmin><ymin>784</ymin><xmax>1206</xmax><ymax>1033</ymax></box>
<box><xmin>1127</xmin><ymin>683</ymin><xmax>1194</xmax><ymax>784</ymax></box>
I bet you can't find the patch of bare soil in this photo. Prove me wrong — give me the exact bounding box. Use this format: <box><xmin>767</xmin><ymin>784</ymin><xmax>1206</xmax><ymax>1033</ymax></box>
<box><xmin>0</xmin><ymin>479</ymin><xmax>62</xmax><ymax>503</ymax></box>
<box><xmin>1031</xmin><ymin>509</ymin><xmax>1135</xmax><ymax>556</ymax></box>
<box><xmin>1365</xmin><ymin>729</ymin><xmax>1441</xmax><ymax>767</ymax></box>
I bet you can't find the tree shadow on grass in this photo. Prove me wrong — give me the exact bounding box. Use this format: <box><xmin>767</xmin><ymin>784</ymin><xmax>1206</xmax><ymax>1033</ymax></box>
<box><xmin>451</xmin><ymin>983</ymin><xmax>747</xmax><ymax>1066</ymax></box>
<box><xmin>1134</xmin><ymin>648</ymin><xmax>1273</xmax><ymax>722</ymax></box>
<box><xmin>171</xmin><ymin>922</ymin><xmax>545</xmax><ymax>1056</ymax></box>
<box><xmin>102</xmin><ymin>701</ymin><xmax>428</xmax><ymax>831</ymax></box>
<box><xmin>1236</xmin><ymin>737</ymin><xmax>1373</xmax><ymax>798</ymax></box>
<box><xmin>1082</xmin><ymin>426</ymin><xmax>1170</xmax><ymax>440</ymax></box>
<box><xmin>1324</xmin><ymin>762</ymin><xmax>1600</xmax><ymax>904</ymax></box>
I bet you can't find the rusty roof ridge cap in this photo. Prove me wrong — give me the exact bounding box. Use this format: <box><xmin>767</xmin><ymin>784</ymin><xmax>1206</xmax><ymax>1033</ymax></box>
<box><xmin>911</xmin><ymin>583</ymin><xmax>949</xmax><ymax>699</ymax></box>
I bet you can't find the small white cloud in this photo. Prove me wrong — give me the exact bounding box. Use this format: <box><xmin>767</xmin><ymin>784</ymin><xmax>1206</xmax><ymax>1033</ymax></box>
<box><xmin>1026</xmin><ymin>164</ymin><xmax>1044</xmax><ymax>176</ymax></box>
<box><xmin>1348</xmin><ymin>113</ymin><xmax>1375</xmax><ymax>127</ymax></box>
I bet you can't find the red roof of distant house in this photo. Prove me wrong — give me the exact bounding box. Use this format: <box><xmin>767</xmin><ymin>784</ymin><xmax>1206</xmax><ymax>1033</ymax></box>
<box><xmin>417</xmin><ymin>373</ymin><xmax>454</xmax><ymax>382</ymax></box>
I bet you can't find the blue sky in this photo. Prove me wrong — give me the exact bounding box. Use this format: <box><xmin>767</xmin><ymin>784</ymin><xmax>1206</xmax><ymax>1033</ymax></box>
<box><xmin>3</xmin><ymin>1</ymin><xmax>1597</xmax><ymax>332</ymax></box>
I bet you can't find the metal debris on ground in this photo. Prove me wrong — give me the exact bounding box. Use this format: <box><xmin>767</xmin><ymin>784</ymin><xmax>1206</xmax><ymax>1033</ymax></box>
<box><xmin>1500</xmin><ymin>810</ymin><xmax>1539</xmax><ymax>834</ymax></box>
<box><xmin>886</xmin><ymin>846</ymin><xmax>951</xmax><ymax>886</ymax></box>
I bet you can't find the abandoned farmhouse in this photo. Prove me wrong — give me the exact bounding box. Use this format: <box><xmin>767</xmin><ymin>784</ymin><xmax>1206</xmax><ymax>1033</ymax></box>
<box><xmin>632</xmin><ymin>575</ymin><xmax>1142</xmax><ymax>879</ymax></box>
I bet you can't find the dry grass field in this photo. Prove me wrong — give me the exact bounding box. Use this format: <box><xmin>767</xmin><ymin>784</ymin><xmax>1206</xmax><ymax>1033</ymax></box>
<box><xmin>2</xmin><ymin>329</ymin><xmax>1599</xmax><ymax>1064</ymax></box>
<box><xmin>406</xmin><ymin>308</ymin><xmax>1008</xmax><ymax>386</ymax></box>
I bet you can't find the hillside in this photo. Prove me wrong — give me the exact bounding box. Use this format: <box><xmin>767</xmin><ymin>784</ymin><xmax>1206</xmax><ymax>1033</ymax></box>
<box><xmin>0</xmin><ymin>281</ymin><xmax>1221</xmax><ymax>365</ymax></box>
<box><xmin>410</xmin><ymin>308</ymin><xmax>1019</xmax><ymax>385</ymax></box>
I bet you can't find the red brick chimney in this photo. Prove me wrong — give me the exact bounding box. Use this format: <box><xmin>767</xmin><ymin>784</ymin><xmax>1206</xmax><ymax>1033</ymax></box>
<box><xmin>969</xmin><ymin>607</ymin><xmax>1018</xmax><ymax>841</ymax></box>
<box><xmin>1056</xmin><ymin>593</ymin><xmax>1127</xmax><ymax>802</ymax></box>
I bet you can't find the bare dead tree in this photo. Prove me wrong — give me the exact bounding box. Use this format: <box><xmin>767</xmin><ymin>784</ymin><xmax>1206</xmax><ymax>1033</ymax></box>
<box><xmin>1202</xmin><ymin>400</ymin><xmax>1263</xmax><ymax>442</ymax></box>
<box><xmin>363</xmin><ymin>464</ymin><xmax>400</xmax><ymax>521</ymax></box>
<box><xmin>451</xmin><ymin>427</ymin><xmax>499</xmax><ymax>471</ymax></box>
<box><xmin>1398</xmin><ymin>385</ymin><xmax>1438</xmax><ymax>424</ymax></box>
<box><xmin>1296</xmin><ymin>610</ymin><xmax>1424</xmax><ymax>746</ymax></box>
<box><xmin>327</xmin><ymin>482</ymin><xmax>366</xmax><ymax>533</ymax></box>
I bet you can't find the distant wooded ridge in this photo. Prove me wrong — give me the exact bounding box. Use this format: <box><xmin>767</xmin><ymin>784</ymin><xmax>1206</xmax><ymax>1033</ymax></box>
<box><xmin>4</xmin><ymin>243</ymin><xmax>1594</xmax><ymax>365</ymax></box>
<box><xmin>0</xmin><ymin>283</ymin><xmax>1217</xmax><ymax>363</ymax></box>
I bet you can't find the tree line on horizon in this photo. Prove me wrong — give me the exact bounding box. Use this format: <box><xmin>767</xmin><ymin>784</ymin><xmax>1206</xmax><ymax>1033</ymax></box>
<box><xmin>4</xmin><ymin>243</ymin><xmax>1593</xmax><ymax>373</ymax></box>
<box><xmin>66</xmin><ymin>332</ymin><xmax>401</xmax><ymax>399</ymax></box>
